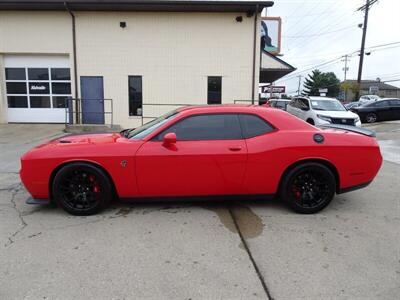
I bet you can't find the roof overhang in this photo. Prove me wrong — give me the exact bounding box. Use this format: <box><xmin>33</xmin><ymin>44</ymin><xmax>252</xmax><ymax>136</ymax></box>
<box><xmin>0</xmin><ymin>0</ymin><xmax>274</xmax><ymax>12</ymax></box>
<box><xmin>260</xmin><ymin>50</ymin><xmax>295</xmax><ymax>83</ymax></box>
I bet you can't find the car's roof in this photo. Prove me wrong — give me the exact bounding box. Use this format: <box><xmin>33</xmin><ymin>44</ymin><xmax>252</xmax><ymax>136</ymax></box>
<box><xmin>308</xmin><ymin>96</ymin><xmax>338</xmax><ymax>101</ymax></box>
<box><xmin>175</xmin><ymin>104</ymin><xmax>315</xmax><ymax>131</ymax></box>
<box><xmin>177</xmin><ymin>104</ymin><xmax>254</xmax><ymax>112</ymax></box>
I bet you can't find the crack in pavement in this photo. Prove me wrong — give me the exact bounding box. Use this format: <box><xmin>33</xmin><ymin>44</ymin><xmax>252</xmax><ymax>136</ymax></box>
<box><xmin>4</xmin><ymin>183</ymin><xmax>28</xmax><ymax>248</ymax></box>
<box><xmin>228</xmin><ymin>205</ymin><xmax>274</xmax><ymax>300</ymax></box>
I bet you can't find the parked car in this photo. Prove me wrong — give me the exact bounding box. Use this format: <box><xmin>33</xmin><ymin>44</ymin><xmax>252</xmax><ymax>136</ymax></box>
<box><xmin>287</xmin><ymin>96</ymin><xmax>361</xmax><ymax>127</ymax></box>
<box><xmin>359</xmin><ymin>95</ymin><xmax>380</xmax><ymax>104</ymax></box>
<box><xmin>269</xmin><ymin>99</ymin><xmax>291</xmax><ymax>111</ymax></box>
<box><xmin>344</xmin><ymin>101</ymin><xmax>361</xmax><ymax>110</ymax></box>
<box><xmin>21</xmin><ymin>105</ymin><xmax>382</xmax><ymax>215</ymax></box>
<box><xmin>351</xmin><ymin>98</ymin><xmax>400</xmax><ymax>123</ymax></box>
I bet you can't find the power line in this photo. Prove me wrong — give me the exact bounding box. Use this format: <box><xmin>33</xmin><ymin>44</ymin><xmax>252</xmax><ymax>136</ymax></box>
<box><xmin>283</xmin><ymin>24</ymin><xmax>356</xmax><ymax>38</ymax></box>
<box><xmin>280</xmin><ymin>41</ymin><xmax>400</xmax><ymax>81</ymax></box>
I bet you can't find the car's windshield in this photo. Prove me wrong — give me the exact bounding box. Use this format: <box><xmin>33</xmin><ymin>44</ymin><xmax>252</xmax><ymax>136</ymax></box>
<box><xmin>123</xmin><ymin>110</ymin><xmax>179</xmax><ymax>140</ymax></box>
<box><xmin>310</xmin><ymin>99</ymin><xmax>346</xmax><ymax>111</ymax></box>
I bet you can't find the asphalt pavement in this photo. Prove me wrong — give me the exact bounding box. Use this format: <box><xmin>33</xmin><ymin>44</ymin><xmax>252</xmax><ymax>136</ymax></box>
<box><xmin>0</xmin><ymin>122</ymin><xmax>399</xmax><ymax>300</ymax></box>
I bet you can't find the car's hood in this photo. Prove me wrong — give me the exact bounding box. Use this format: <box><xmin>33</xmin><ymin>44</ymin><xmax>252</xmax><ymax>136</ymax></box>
<box><xmin>316</xmin><ymin>110</ymin><xmax>358</xmax><ymax>119</ymax></box>
<box><xmin>53</xmin><ymin>133</ymin><xmax>122</xmax><ymax>145</ymax></box>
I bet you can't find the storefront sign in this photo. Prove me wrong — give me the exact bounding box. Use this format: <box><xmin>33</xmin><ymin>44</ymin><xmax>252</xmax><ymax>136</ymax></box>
<box><xmin>29</xmin><ymin>82</ymin><xmax>49</xmax><ymax>94</ymax></box>
<box><xmin>261</xmin><ymin>85</ymin><xmax>285</xmax><ymax>93</ymax></box>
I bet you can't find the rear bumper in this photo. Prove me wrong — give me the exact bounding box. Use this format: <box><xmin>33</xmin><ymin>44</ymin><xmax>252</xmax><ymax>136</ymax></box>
<box><xmin>337</xmin><ymin>181</ymin><xmax>372</xmax><ymax>194</ymax></box>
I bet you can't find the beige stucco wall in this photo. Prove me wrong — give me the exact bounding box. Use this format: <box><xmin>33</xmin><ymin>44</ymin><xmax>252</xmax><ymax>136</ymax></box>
<box><xmin>0</xmin><ymin>10</ymin><xmax>260</xmax><ymax>128</ymax></box>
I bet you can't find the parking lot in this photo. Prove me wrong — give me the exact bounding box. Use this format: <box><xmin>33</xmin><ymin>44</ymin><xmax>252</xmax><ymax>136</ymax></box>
<box><xmin>0</xmin><ymin>122</ymin><xmax>399</xmax><ymax>300</ymax></box>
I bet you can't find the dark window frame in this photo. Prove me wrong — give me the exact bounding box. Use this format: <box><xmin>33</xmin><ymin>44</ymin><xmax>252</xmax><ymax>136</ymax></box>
<box><xmin>207</xmin><ymin>76</ymin><xmax>222</xmax><ymax>105</ymax></box>
<box><xmin>5</xmin><ymin>68</ymin><xmax>26</xmax><ymax>80</ymax></box>
<box><xmin>152</xmin><ymin>112</ymin><xmax>276</xmax><ymax>141</ymax></box>
<box><xmin>128</xmin><ymin>75</ymin><xmax>143</xmax><ymax>116</ymax></box>
<box><xmin>238</xmin><ymin>114</ymin><xmax>276</xmax><ymax>138</ymax></box>
<box><xmin>28</xmin><ymin>68</ymin><xmax>49</xmax><ymax>80</ymax></box>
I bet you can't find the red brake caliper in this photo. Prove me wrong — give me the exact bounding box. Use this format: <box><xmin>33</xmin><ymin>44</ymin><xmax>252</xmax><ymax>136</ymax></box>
<box><xmin>89</xmin><ymin>175</ymin><xmax>100</xmax><ymax>193</ymax></box>
<box><xmin>292</xmin><ymin>186</ymin><xmax>301</xmax><ymax>200</ymax></box>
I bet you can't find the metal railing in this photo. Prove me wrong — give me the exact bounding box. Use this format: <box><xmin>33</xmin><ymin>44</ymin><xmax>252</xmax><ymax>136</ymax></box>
<box><xmin>65</xmin><ymin>98</ymin><xmax>114</xmax><ymax>126</ymax></box>
<box><xmin>140</xmin><ymin>103</ymin><xmax>203</xmax><ymax>124</ymax></box>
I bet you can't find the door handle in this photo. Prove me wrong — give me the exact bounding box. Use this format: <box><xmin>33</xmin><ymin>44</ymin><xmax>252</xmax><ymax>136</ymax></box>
<box><xmin>229</xmin><ymin>146</ymin><xmax>242</xmax><ymax>151</ymax></box>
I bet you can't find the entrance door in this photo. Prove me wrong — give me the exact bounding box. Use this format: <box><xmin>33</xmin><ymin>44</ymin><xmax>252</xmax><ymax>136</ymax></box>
<box><xmin>80</xmin><ymin>76</ymin><xmax>104</xmax><ymax>124</ymax></box>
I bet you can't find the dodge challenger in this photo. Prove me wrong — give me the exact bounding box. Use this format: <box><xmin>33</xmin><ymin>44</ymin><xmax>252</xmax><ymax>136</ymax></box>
<box><xmin>20</xmin><ymin>105</ymin><xmax>382</xmax><ymax>215</ymax></box>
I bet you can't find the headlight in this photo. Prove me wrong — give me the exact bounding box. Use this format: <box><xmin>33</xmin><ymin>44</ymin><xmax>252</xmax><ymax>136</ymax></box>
<box><xmin>355</xmin><ymin>116</ymin><xmax>360</xmax><ymax>123</ymax></box>
<box><xmin>317</xmin><ymin>114</ymin><xmax>331</xmax><ymax>122</ymax></box>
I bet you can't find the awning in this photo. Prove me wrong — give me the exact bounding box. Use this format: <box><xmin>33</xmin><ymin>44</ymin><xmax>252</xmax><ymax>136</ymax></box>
<box><xmin>260</xmin><ymin>50</ymin><xmax>295</xmax><ymax>83</ymax></box>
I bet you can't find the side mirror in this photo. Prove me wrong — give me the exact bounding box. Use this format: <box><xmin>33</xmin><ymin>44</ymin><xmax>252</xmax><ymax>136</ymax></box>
<box><xmin>162</xmin><ymin>132</ymin><xmax>177</xmax><ymax>146</ymax></box>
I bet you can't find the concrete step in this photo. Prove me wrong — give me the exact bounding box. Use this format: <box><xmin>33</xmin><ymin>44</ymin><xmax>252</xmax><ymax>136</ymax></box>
<box><xmin>64</xmin><ymin>124</ymin><xmax>122</xmax><ymax>133</ymax></box>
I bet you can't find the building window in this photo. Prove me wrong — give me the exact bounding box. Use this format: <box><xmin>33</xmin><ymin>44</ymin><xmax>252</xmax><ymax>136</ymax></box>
<box><xmin>208</xmin><ymin>76</ymin><xmax>222</xmax><ymax>104</ymax></box>
<box><xmin>129</xmin><ymin>76</ymin><xmax>143</xmax><ymax>116</ymax></box>
<box><xmin>5</xmin><ymin>67</ymin><xmax>71</xmax><ymax>109</ymax></box>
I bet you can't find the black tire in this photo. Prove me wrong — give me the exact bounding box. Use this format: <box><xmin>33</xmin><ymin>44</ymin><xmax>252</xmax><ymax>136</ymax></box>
<box><xmin>306</xmin><ymin>118</ymin><xmax>315</xmax><ymax>125</ymax></box>
<box><xmin>279</xmin><ymin>162</ymin><xmax>336</xmax><ymax>214</ymax></box>
<box><xmin>365</xmin><ymin>113</ymin><xmax>378</xmax><ymax>123</ymax></box>
<box><xmin>52</xmin><ymin>162</ymin><xmax>113</xmax><ymax>215</ymax></box>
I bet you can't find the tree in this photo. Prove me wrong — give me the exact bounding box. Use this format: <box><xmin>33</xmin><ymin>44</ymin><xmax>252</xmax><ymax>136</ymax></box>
<box><xmin>302</xmin><ymin>69</ymin><xmax>340</xmax><ymax>97</ymax></box>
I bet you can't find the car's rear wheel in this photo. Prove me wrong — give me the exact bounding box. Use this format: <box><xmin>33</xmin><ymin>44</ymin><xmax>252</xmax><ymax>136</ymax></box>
<box><xmin>52</xmin><ymin>162</ymin><xmax>112</xmax><ymax>215</ymax></box>
<box><xmin>366</xmin><ymin>113</ymin><xmax>378</xmax><ymax>123</ymax></box>
<box><xmin>280</xmin><ymin>163</ymin><xmax>336</xmax><ymax>214</ymax></box>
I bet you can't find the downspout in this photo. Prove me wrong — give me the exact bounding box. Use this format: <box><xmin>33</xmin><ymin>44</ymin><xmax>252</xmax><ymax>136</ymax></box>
<box><xmin>64</xmin><ymin>2</ymin><xmax>80</xmax><ymax>123</ymax></box>
<box><xmin>251</xmin><ymin>4</ymin><xmax>259</xmax><ymax>104</ymax></box>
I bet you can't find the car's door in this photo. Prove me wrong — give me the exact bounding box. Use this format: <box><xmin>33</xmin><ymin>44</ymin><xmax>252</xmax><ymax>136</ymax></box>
<box><xmin>373</xmin><ymin>100</ymin><xmax>391</xmax><ymax>120</ymax></box>
<box><xmin>287</xmin><ymin>98</ymin><xmax>300</xmax><ymax>117</ymax></box>
<box><xmin>389</xmin><ymin>99</ymin><xmax>400</xmax><ymax>120</ymax></box>
<box><xmin>135</xmin><ymin>114</ymin><xmax>247</xmax><ymax>197</ymax></box>
<box><xmin>297</xmin><ymin>98</ymin><xmax>310</xmax><ymax>121</ymax></box>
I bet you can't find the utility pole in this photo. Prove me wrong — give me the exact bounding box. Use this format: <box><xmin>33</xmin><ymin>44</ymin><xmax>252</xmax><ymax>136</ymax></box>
<box><xmin>356</xmin><ymin>0</ymin><xmax>377</xmax><ymax>99</ymax></box>
<box><xmin>342</xmin><ymin>54</ymin><xmax>349</xmax><ymax>81</ymax></box>
<box><xmin>342</xmin><ymin>54</ymin><xmax>350</xmax><ymax>101</ymax></box>
<box><xmin>297</xmin><ymin>75</ymin><xmax>302</xmax><ymax>95</ymax></box>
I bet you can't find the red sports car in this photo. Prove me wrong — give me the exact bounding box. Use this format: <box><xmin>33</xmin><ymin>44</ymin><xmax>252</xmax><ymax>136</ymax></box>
<box><xmin>20</xmin><ymin>105</ymin><xmax>382</xmax><ymax>215</ymax></box>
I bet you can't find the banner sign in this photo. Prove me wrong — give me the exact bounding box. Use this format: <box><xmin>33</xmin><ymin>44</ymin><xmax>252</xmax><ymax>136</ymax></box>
<box><xmin>261</xmin><ymin>17</ymin><xmax>282</xmax><ymax>55</ymax></box>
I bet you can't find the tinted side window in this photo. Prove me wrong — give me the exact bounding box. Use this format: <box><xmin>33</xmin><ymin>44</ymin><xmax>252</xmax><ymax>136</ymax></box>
<box><xmin>298</xmin><ymin>98</ymin><xmax>310</xmax><ymax>109</ymax></box>
<box><xmin>389</xmin><ymin>99</ymin><xmax>400</xmax><ymax>106</ymax></box>
<box><xmin>155</xmin><ymin>114</ymin><xmax>241</xmax><ymax>141</ymax></box>
<box><xmin>373</xmin><ymin>101</ymin><xmax>388</xmax><ymax>107</ymax></box>
<box><xmin>239</xmin><ymin>114</ymin><xmax>274</xmax><ymax>138</ymax></box>
<box><xmin>289</xmin><ymin>99</ymin><xmax>297</xmax><ymax>107</ymax></box>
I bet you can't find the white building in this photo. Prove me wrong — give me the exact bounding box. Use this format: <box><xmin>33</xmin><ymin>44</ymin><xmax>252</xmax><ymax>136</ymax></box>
<box><xmin>0</xmin><ymin>0</ymin><xmax>276</xmax><ymax>128</ymax></box>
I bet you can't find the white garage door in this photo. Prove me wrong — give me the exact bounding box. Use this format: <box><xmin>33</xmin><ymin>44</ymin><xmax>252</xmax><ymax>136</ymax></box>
<box><xmin>4</xmin><ymin>55</ymin><xmax>71</xmax><ymax>123</ymax></box>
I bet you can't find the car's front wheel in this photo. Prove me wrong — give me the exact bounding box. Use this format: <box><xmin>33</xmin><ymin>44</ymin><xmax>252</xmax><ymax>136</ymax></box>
<box><xmin>52</xmin><ymin>162</ymin><xmax>113</xmax><ymax>215</ymax></box>
<box><xmin>366</xmin><ymin>113</ymin><xmax>378</xmax><ymax>123</ymax></box>
<box><xmin>280</xmin><ymin>163</ymin><xmax>336</xmax><ymax>214</ymax></box>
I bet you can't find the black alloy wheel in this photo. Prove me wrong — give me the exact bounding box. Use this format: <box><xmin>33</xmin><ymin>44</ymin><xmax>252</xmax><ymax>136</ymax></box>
<box><xmin>280</xmin><ymin>163</ymin><xmax>336</xmax><ymax>213</ymax></box>
<box><xmin>52</xmin><ymin>163</ymin><xmax>113</xmax><ymax>215</ymax></box>
<box><xmin>366</xmin><ymin>113</ymin><xmax>378</xmax><ymax>123</ymax></box>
